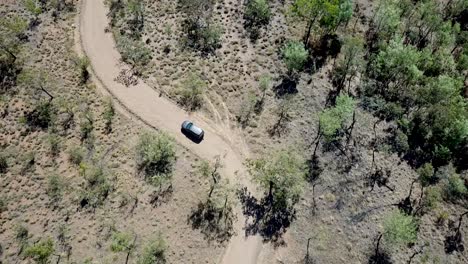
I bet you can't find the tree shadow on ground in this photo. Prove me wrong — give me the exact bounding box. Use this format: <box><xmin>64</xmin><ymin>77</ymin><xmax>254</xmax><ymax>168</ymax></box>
<box><xmin>306</xmin><ymin>155</ymin><xmax>323</xmax><ymax>183</ymax></box>
<box><xmin>188</xmin><ymin>201</ymin><xmax>235</xmax><ymax>243</ymax></box>
<box><xmin>273</xmin><ymin>76</ymin><xmax>298</xmax><ymax>98</ymax></box>
<box><xmin>306</xmin><ymin>33</ymin><xmax>342</xmax><ymax>73</ymax></box>
<box><xmin>149</xmin><ymin>185</ymin><xmax>173</xmax><ymax>207</ymax></box>
<box><xmin>368</xmin><ymin>234</ymin><xmax>393</xmax><ymax>264</ymax></box>
<box><xmin>237</xmin><ymin>187</ymin><xmax>295</xmax><ymax>247</ymax></box>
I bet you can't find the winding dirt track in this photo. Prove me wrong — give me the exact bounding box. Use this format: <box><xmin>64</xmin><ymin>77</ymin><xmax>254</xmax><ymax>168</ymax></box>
<box><xmin>78</xmin><ymin>0</ymin><xmax>263</xmax><ymax>263</ymax></box>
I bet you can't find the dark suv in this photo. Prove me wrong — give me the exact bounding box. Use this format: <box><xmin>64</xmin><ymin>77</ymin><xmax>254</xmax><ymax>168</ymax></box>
<box><xmin>181</xmin><ymin>120</ymin><xmax>204</xmax><ymax>142</ymax></box>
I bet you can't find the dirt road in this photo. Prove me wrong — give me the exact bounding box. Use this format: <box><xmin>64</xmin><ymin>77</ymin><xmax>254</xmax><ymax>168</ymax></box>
<box><xmin>78</xmin><ymin>0</ymin><xmax>263</xmax><ymax>263</ymax></box>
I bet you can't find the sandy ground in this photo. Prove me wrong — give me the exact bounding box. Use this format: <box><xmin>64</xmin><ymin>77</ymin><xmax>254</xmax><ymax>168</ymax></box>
<box><xmin>78</xmin><ymin>0</ymin><xmax>263</xmax><ymax>263</ymax></box>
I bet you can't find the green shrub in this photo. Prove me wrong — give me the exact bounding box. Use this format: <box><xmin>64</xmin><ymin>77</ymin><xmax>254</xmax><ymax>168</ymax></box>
<box><xmin>26</xmin><ymin>101</ymin><xmax>56</xmax><ymax>129</ymax></box>
<box><xmin>15</xmin><ymin>225</ymin><xmax>29</xmax><ymax>243</ymax></box>
<box><xmin>245</xmin><ymin>0</ymin><xmax>271</xmax><ymax>30</ymax></box>
<box><xmin>445</xmin><ymin>174</ymin><xmax>467</xmax><ymax>200</ymax></box>
<box><xmin>319</xmin><ymin>93</ymin><xmax>356</xmax><ymax>141</ymax></box>
<box><xmin>383</xmin><ymin>210</ymin><xmax>418</xmax><ymax>246</ymax></box>
<box><xmin>24</xmin><ymin>238</ymin><xmax>54</xmax><ymax>264</ymax></box>
<box><xmin>178</xmin><ymin>73</ymin><xmax>206</xmax><ymax>111</ymax></box>
<box><xmin>391</xmin><ymin>128</ymin><xmax>409</xmax><ymax>155</ymax></box>
<box><xmin>21</xmin><ymin>152</ymin><xmax>36</xmax><ymax>174</ymax></box>
<box><xmin>136</xmin><ymin>132</ymin><xmax>176</xmax><ymax>187</ymax></box>
<box><xmin>183</xmin><ymin>20</ymin><xmax>223</xmax><ymax>53</ymax></box>
<box><xmin>103</xmin><ymin>98</ymin><xmax>115</xmax><ymax>133</ymax></box>
<box><xmin>137</xmin><ymin>235</ymin><xmax>167</xmax><ymax>264</ymax></box>
<box><xmin>79</xmin><ymin>165</ymin><xmax>112</xmax><ymax>208</ymax></box>
<box><xmin>436</xmin><ymin>210</ymin><xmax>449</xmax><ymax>225</ymax></box>
<box><xmin>196</xmin><ymin>24</ymin><xmax>223</xmax><ymax>52</ymax></box>
<box><xmin>47</xmin><ymin>174</ymin><xmax>64</xmax><ymax>205</ymax></box>
<box><xmin>115</xmin><ymin>33</ymin><xmax>152</xmax><ymax>73</ymax></box>
<box><xmin>68</xmin><ymin>146</ymin><xmax>84</xmax><ymax>165</ymax></box>
<box><xmin>110</xmin><ymin>232</ymin><xmax>134</xmax><ymax>252</ymax></box>
<box><xmin>46</xmin><ymin>133</ymin><xmax>61</xmax><ymax>156</ymax></box>
<box><xmin>418</xmin><ymin>163</ymin><xmax>435</xmax><ymax>186</ymax></box>
<box><xmin>422</xmin><ymin>186</ymin><xmax>442</xmax><ymax>210</ymax></box>
<box><xmin>259</xmin><ymin>74</ymin><xmax>271</xmax><ymax>93</ymax></box>
<box><xmin>73</xmin><ymin>56</ymin><xmax>90</xmax><ymax>84</ymax></box>
<box><xmin>282</xmin><ymin>40</ymin><xmax>308</xmax><ymax>73</ymax></box>
<box><xmin>80</xmin><ymin>109</ymin><xmax>94</xmax><ymax>141</ymax></box>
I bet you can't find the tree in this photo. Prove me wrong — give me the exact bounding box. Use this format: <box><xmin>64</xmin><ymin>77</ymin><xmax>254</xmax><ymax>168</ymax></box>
<box><xmin>244</xmin><ymin>0</ymin><xmax>271</xmax><ymax>38</ymax></box>
<box><xmin>417</xmin><ymin>163</ymin><xmax>435</xmax><ymax>186</ymax></box>
<box><xmin>126</xmin><ymin>0</ymin><xmax>144</xmax><ymax>37</ymax></box>
<box><xmin>197</xmin><ymin>156</ymin><xmax>222</xmax><ymax>198</ymax></box>
<box><xmin>110</xmin><ymin>231</ymin><xmax>136</xmax><ymax>263</ymax></box>
<box><xmin>247</xmin><ymin>148</ymin><xmax>307</xmax><ymax>209</ymax></box>
<box><xmin>409</xmin><ymin>95</ymin><xmax>468</xmax><ymax>167</ymax></box>
<box><xmin>333</xmin><ymin>36</ymin><xmax>364</xmax><ymax>94</ymax></box>
<box><xmin>115</xmin><ymin>34</ymin><xmax>152</xmax><ymax>74</ymax></box>
<box><xmin>80</xmin><ymin>107</ymin><xmax>94</xmax><ymax>142</ymax></box>
<box><xmin>25</xmin><ymin>238</ymin><xmax>54</xmax><ymax>264</ymax></box>
<box><xmin>444</xmin><ymin>173</ymin><xmax>467</xmax><ymax>200</ymax></box>
<box><xmin>18</xmin><ymin>68</ymin><xmax>55</xmax><ymax>101</ymax></box>
<box><xmin>23</xmin><ymin>0</ymin><xmax>43</xmax><ymax>28</ymax></box>
<box><xmin>178</xmin><ymin>73</ymin><xmax>206</xmax><ymax>111</ymax></box>
<box><xmin>371</xmin><ymin>37</ymin><xmax>425</xmax><ymax>99</ymax></box>
<box><xmin>73</xmin><ymin>56</ymin><xmax>90</xmax><ymax>84</ymax></box>
<box><xmin>319</xmin><ymin>93</ymin><xmax>356</xmax><ymax>141</ymax></box>
<box><xmin>291</xmin><ymin>0</ymin><xmax>353</xmax><ymax>44</ymax></box>
<box><xmin>47</xmin><ymin>174</ymin><xmax>64</xmax><ymax>205</ymax></box>
<box><xmin>371</xmin><ymin>0</ymin><xmax>401</xmax><ymax>42</ymax></box>
<box><xmin>179</xmin><ymin>0</ymin><xmax>221</xmax><ymax>53</ymax></box>
<box><xmin>282</xmin><ymin>40</ymin><xmax>308</xmax><ymax>74</ymax></box>
<box><xmin>137</xmin><ymin>235</ymin><xmax>167</xmax><ymax>264</ymax></box>
<box><xmin>103</xmin><ymin>97</ymin><xmax>115</xmax><ymax>133</ymax></box>
<box><xmin>136</xmin><ymin>132</ymin><xmax>176</xmax><ymax>189</ymax></box>
<box><xmin>270</xmin><ymin>95</ymin><xmax>294</xmax><ymax>136</ymax></box>
<box><xmin>79</xmin><ymin>165</ymin><xmax>112</xmax><ymax>208</ymax></box>
<box><xmin>0</xmin><ymin>15</ymin><xmax>27</xmax><ymax>63</ymax></box>
<box><xmin>0</xmin><ymin>16</ymin><xmax>27</xmax><ymax>93</ymax></box>
<box><xmin>383</xmin><ymin>210</ymin><xmax>418</xmax><ymax>246</ymax></box>
<box><xmin>237</xmin><ymin>90</ymin><xmax>257</xmax><ymax>127</ymax></box>
<box><xmin>291</xmin><ymin>0</ymin><xmax>324</xmax><ymax>45</ymax></box>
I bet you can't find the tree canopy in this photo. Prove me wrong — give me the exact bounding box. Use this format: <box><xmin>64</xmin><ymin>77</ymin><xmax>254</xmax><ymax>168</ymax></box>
<box><xmin>247</xmin><ymin>148</ymin><xmax>307</xmax><ymax>209</ymax></box>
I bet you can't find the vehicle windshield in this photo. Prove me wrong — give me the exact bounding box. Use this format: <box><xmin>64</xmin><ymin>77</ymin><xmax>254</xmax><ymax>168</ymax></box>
<box><xmin>186</xmin><ymin>123</ymin><xmax>193</xmax><ymax>129</ymax></box>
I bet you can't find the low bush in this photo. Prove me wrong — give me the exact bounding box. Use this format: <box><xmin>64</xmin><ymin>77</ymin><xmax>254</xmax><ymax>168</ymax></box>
<box><xmin>79</xmin><ymin>165</ymin><xmax>112</xmax><ymax>208</ymax></box>
<box><xmin>46</xmin><ymin>133</ymin><xmax>61</xmax><ymax>156</ymax></box>
<box><xmin>110</xmin><ymin>231</ymin><xmax>134</xmax><ymax>252</ymax></box>
<box><xmin>383</xmin><ymin>210</ymin><xmax>418</xmax><ymax>246</ymax></box>
<box><xmin>103</xmin><ymin>98</ymin><xmax>115</xmax><ymax>133</ymax></box>
<box><xmin>47</xmin><ymin>174</ymin><xmax>64</xmax><ymax>205</ymax></box>
<box><xmin>137</xmin><ymin>235</ymin><xmax>167</xmax><ymax>264</ymax></box>
<box><xmin>177</xmin><ymin>73</ymin><xmax>206</xmax><ymax>111</ymax></box>
<box><xmin>245</xmin><ymin>0</ymin><xmax>270</xmax><ymax>27</ymax></box>
<box><xmin>80</xmin><ymin>109</ymin><xmax>94</xmax><ymax>142</ymax></box>
<box><xmin>68</xmin><ymin>146</ymin><xmax>84</xmax><ymax>165</ymax></box>
<box><xmin>282</xmin><ymin>40</ymin><xmax>308</xmax><ymax>74</ymax></box>
<box><xmin>136</xmin><ymin>132</ymin><xmax>176</xmax><ymax>188</ymax></box>
<box><xmin>24</xmin><ymin>238</ymin><xmax>54</xmax><ymax>264</ymax></box>
<box><xmin>26</xmin><ymin>101</ymin><xmax>56</xmax><ymax>129</ymax></box>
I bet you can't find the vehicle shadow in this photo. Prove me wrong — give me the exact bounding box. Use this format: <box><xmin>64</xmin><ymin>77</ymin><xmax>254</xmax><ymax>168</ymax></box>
<box><xmin>181</xmin><ymin>128</ymin><xmax>204</xmax><ymax>144</ymax></box>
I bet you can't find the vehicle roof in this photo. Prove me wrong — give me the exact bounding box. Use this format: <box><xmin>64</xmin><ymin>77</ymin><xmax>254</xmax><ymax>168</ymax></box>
<box><xmin>189</xmin><ymin>124</ymin><xmax>203</xmax><ymax>135</ymax></box>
